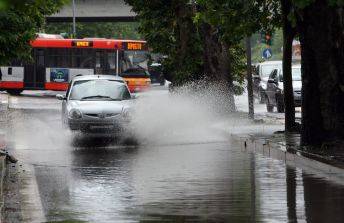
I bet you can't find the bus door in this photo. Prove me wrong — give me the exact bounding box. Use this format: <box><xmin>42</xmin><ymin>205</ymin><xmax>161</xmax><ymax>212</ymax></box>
<box><xmin>95</xmin><ymin>50</ymin><xmax>106</xmax><ymax>74</ymax></box>
<box><xmin>95</xmin><ymin>50</ymin><xmax>117</xmax><ymax>75</ymax></box>
<box><xmin>23</xmin><ymin>63</ymin><xmax>34</xmax><ymax>88</ymax></box>
<box><xmin>35</xmin><ymin>49</ymin><xmax>46</xmax><ymax>88</ymax></box>
<box><xmin>25</xmin><ymin>49</ymin><xmax>45</xmax><ymax>89</ymax></box>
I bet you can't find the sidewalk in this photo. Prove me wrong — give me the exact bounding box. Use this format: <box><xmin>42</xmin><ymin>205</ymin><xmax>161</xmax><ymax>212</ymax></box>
<box><xmin>231</xmin><ymin>92</ymin><xmax>344</xmax><ymax>181</ymax></box>
<box><xmin>229</xmin><ymin>120</ymin><xmax>344</xmax><ymax>183</ymax></box>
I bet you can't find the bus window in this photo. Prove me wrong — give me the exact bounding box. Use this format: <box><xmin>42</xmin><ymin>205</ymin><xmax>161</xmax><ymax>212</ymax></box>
<box><xmin>108</xmin><ymin>52</ymin><xmax>116</xmax><ymax>70</ymax></box>
<box><xmin>46</xmin><ymin>48</ymin><xmax>70</xmax><ymax>67</ymax></box>
<box><xmin>95</xmin><ymin>50</ymin><xmax>107</xmax><ymax>74</ymax></box>
<box><xmin>71</xmin><ymin>49</ymin><xmax>94</xmax><ymax>69</ymax></box>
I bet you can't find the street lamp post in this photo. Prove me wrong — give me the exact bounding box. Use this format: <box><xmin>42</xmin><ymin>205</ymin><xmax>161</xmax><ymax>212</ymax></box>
<box><xmin>72</xmin><ymin>0</ymin><xmax>76</xmax><ymax>37</ymax></box>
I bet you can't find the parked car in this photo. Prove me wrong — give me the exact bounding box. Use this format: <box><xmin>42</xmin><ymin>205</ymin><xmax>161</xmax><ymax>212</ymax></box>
<box><xmin>253</xmin><ymin>61</ymin><xmax>282</xmax><ymax>103</ymax></box>
<box><xmin>56</xmin><ymin>75</ymin><xmax>133</xmax><ymax>134</ymax></box>
<box><xmin>148</xmin><ymin>63</ymin><xmax>165</xmax><ymax>85</ymax></box>
<box><xmin>265</xmin><ymin>65</ymin><xmax>302</xmax><ymax>113</ymax></box>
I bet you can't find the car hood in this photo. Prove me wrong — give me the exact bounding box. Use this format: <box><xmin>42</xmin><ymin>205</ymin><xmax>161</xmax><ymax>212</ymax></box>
<box><xmin>293</xmin><ymin>81</ymin><xmax>302</xmax><ymax>91</ymax></box>
<box><xmin>279</xmin><ymin>81</ymin><xmax>302</xmax><ymax>91</ymax></box>
<box><xmin>67</xmin><ymin>100</ymin><xmax>129</xmax><ymax>114</ymax></box>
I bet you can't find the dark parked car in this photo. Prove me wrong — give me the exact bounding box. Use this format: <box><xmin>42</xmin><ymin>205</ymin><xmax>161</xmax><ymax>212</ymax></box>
<box><xmin>265</xmin><ymin>65</ymin><xmax>302</xmax><ymax>113</ymax></box>
<box><xmin>253</xmin><ymin>61</ymin><xmax>282</xmax><ymax>103</ymax></box>
<box><xmin>148</xmin><ymin>63</ymin><xmax>165</xmax><ymax>85</ymax></box>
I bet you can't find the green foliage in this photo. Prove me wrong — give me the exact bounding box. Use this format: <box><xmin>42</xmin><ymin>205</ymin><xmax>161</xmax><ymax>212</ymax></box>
<box><xmin>125</xmin><ymin>0</ymin><xmax>281</xmax><ymax>87</ymax></box>
<box><xmin>44</xmin><ymin>22</ymin><xmax>142</xmax><ymax>39</ymax></box>
<box><xmin>292</xmin><ymin>0</ymin><xmax>315</xmax><ymax>9</ymax></box>
<box><xmin>0</xmin><ymin>0</ymin><xmax>66</xmax><ymax>64</ymax></box>
<box><xmin>251</xmin><ymin>29</ymin><xmax>283</xmax><ymax>62</ymax></box>
<box><xmin>195</xmin><ymin>0</ymin><xmax>281</xmax><ymax>45</ymax></box>
<box><xmin>125</xmin><ymin>0</ymin><xmax>204</xmax><ymax>85</ymax></box>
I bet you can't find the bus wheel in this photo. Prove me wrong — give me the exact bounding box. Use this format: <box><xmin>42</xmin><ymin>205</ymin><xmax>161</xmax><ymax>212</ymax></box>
<box><xmin>6</xmin><ymin>89</ymin><xmax>23</xmax><ymax>96</ymax></box>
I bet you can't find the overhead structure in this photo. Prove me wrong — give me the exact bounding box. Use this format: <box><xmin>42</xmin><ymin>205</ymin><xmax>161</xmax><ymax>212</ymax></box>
<box><xmin>46</xmin><ymin>0</ymin><xmax>136</xmax><ymax>22</ymax></box>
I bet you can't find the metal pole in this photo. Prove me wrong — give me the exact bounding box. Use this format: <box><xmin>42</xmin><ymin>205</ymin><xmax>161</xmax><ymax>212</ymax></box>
<box><xmin>246</xmin><ymin>36</ymin><xmax>254</xmax><ymax>119</ymax></box>
<box><xmin>72</xmin><ymin>0</ymin><xmax>76</xmax><ymax>37</ymax></box>
<box><xmin>116</xmin><ymin>50</ymin><xmax>119</xmax><ymax>75</ymax></box>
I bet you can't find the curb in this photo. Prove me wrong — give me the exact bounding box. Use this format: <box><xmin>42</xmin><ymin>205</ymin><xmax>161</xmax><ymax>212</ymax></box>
<box><xmin>0</xmin><ymin>155</ymin><xmax>6</xmax><ymax>221</ymax></box>
<box><xmin>232</xmin><ymin>134</ymin><xmax>344</xmax><ymax>184</ymax></box>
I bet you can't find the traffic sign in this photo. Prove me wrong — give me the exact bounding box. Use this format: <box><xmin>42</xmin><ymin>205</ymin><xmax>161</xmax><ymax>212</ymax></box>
<box><xmin>262</xmin><ymin>48</ymin><xmax>272</xmax><ymax>59</ymax></box>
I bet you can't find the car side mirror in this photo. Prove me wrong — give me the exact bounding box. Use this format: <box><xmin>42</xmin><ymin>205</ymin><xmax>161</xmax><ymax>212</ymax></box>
<box><xmin>268</xmin><ymin>79</ymin><xmax>277</xmax><ymax>84</ymax></box>
<box><xmin>130</xmin><ymin>94</ymin><xmax>139</xmax><ymax>99</ymax></box>
<box><xmin>56</xmin><ymin>94</ymin><xmax>66</xmax><ymax>100</ymax></box>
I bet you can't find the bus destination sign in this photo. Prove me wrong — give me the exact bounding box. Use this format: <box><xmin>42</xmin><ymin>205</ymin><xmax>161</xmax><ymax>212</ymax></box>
<box><xmin>124</xmin><ymin>42</ymin><xmax>146</xmax><ymax>51</ymax></box>
<box><xmin>72</xmin><ymin>41</ymin><xmax>93</xmax><ymax>47</ymax></box>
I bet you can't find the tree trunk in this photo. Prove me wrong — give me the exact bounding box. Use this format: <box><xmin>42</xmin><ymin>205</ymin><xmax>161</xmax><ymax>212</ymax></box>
<box><xmin>296</xmin><ymin>1</ymin><xmax>344</xmax><ymax>146</ymax></box>
<box><xmin>246</xmin><ymin>36</ymin><xmax>254</xmax><ymax>119</ymax></box>
<box><xmin>201</xmin><ymin>23</ymin><xmax>236</xmax><ymax>111</ymax></box>
<box><xmin>281</xmin><ymin>0</ymin><xmax>296</xmax><ymax>132</ymax></box>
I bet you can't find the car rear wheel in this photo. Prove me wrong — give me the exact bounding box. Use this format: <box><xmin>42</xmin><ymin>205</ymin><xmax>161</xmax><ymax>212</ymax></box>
<box><xmin>6</xmin><ymin>89</ymin><xmax>23</xmax><ymax>96</ymax></box>
<box><xmin>276</xmin><ymin>95</ymin><xmax>285</xmax><ymax>113</ymax></box>
<box><xmin>258</xmin><ymin>90</ymin><xmax>266</xmax><ymax>104</ymax></box>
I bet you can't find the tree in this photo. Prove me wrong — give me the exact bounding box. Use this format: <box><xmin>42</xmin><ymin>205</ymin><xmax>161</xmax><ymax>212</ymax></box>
<box><xmin>195</xmin><ymin>0</ymin><xmax>280</xmax><ymax>110</ymax></box>
<box><xmin>292</xmin><ymin>0</ymin><xmax>344</xmax><ymax>145</ymax></box>
<box><xmin>0</xmin><ymin>0</ymin><xmax>66</xmax><ymax>64</ymax></box>
<box><xmin>281</xmin><ymin>0</ymin><xmax>297</xmax><ymax>132</ymax></box>
<box><xmin>44</xmin><ymin>22</ymin><xmax>142</xmax><ymax>40</ymax></box>
<box><xmin>125</xmin><ymin>0</ymin><xmax>204</xmax><ymax>86</ymax></box>
<box><xmin>125</xmin><ymin>0</ymin><xmax>280</xmax><ymax>111</ymax></box>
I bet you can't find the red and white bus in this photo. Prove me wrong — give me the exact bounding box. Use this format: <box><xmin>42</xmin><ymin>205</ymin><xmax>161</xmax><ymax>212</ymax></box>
<box><xmin>0</xmin><ymin>34</ymin><xmax>151</xmax><ymax>94</ymax></box>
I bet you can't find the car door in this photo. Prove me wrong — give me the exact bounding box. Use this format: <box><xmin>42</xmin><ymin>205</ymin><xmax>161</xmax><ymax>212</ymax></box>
<box><xmin>266</xmin><ymin>69</ymin><xmax>278</xmax><ymax>105</ymax></box>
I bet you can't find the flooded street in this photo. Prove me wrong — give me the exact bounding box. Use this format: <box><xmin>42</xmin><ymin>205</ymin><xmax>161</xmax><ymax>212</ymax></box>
<box><xmin>2</xmin><ymin>88</ymin><xmax>344</xmax><ymax>223</ymax></box>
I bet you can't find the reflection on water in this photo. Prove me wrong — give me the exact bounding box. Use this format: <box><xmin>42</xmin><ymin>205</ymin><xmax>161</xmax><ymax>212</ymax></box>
<box><xmin>32</xmin><ymin>139</ymin><xmax>344</xmax><ymax>223</ymax></box>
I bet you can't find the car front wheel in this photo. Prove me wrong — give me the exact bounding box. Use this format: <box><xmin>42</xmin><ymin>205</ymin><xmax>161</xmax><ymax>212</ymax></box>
<box><xmin>276</xmin><ymin>95</ymin><xmax>285</xmax><ymax>113</ymax></box>
<box><xmin>266</xmin><ymin>99</ymin><xmax>274</xmax><ymax>112</ymax></box>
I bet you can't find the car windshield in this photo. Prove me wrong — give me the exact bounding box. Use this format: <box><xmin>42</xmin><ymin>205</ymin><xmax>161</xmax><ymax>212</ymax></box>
<box><xmin>69</xmin><ymin>79</ymin><xmax>131</xmax><ymax>100</ymax></box>
<box><xmin>279</xmin><ymin>67</ymin><xmax>302</xmax><ymax>82</ymax></box>
<box><xmin>261</xmin><ymin>64</ymin><xmax>282</xmax><ymax>78</ymax></box>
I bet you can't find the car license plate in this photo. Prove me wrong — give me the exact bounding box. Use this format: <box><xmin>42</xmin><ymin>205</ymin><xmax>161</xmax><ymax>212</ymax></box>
<box><xmin>89</xmin><ymin>125</ymin><xmax>113</xmax><ymax>130</ymax></box>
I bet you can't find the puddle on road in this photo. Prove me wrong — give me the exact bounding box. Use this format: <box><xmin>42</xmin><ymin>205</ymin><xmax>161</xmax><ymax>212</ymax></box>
<box><xmin>4</xmin><ymin>86</ymin><xmax>344</xmax><ymax>222</ymax></box>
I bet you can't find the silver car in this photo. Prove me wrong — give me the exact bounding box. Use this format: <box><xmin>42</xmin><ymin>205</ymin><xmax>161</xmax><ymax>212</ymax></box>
<box><xmin>56</xmin><ymin>75</ymin><xmax>133</xmax><ymax>134</ymax></box>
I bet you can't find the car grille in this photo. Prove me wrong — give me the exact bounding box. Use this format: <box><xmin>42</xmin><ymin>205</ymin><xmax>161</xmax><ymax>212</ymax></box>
<box><xmin>85</xmin><ymin>113</ymin><xmax>120</xmax><ymax>118</ymax></box>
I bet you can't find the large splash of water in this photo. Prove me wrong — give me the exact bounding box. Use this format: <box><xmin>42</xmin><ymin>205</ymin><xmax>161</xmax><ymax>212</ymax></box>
<box><xmin>129</xmin><ymin>82</ymin><xmax>237</xmax><ymax>146</ymax></box>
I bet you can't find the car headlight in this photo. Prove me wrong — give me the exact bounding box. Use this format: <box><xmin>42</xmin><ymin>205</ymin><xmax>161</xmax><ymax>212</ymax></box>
<box><xmin>69</xmin><ymin>109</ymin><xmax>82</xmax><ymax>119</ymax></box>
<box><xmin>260</xmin><ymin>82</ymin><xmax>267</xmax><ymax>90</ymax></box>
<box><xmin>122</xmin><ymin>109</ymin><xmax>131</xmax><ymax>120</ymax></box>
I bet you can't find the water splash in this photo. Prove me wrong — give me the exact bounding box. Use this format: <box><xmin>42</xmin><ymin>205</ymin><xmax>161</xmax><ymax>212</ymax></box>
<box><xmin>129</xmin><ymin>82</ymin><xmax>235</xmax><ymax>146</ymax></box>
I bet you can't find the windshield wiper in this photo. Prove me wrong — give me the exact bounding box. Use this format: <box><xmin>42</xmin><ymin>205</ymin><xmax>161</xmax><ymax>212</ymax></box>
<box><xmin>80</xmin><ymin>95</ymin><xmax>121</xmax><ymax>101</ymax></box>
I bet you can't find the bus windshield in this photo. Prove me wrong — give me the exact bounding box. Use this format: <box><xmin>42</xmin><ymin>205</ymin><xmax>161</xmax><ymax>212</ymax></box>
<box><xmin>120</xmin><ymin>50</ymin><xmax>150</xmax><ymax>78</ymax></box>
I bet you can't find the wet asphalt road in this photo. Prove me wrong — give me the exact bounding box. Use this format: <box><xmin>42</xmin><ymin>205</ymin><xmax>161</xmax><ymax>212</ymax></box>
<box><xmin>2</xmin><ymin>87</ymin><xmax>344</xmax><ymax>223</ymax></box>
